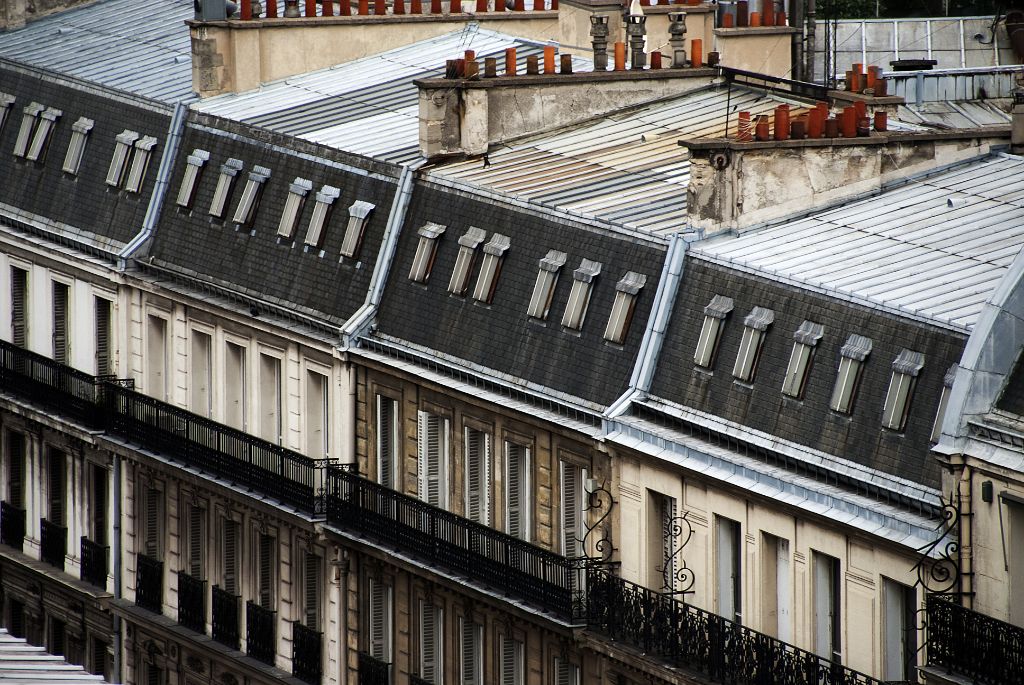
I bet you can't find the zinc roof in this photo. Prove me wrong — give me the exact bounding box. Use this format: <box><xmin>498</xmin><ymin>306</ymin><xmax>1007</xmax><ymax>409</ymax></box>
<box><xmin>0</xmin><ymin>0</ymin><xmax>194</xmax><ymax>103</ymax></box>
<box><xmin>431</xmin><ymin>84</ymin><xmax>810</xmax><ymax>235</ymax></box>
<box><xmin>0</xmin><ymin>630</ymin><xmax>109</xmax><ymax>683</ymax></box>
<box><xmin>691</xmin><ymin>153</ymin><xmax>1024</xmax><ymax>332</ymax></box>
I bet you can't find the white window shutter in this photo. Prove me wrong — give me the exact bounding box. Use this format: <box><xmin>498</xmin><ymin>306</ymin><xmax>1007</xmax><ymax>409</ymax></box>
<box><xmin>304</xmin><ymin>552</ymin><xmax>320</xmax><ymax>629</ymax></box>
<box><xmin>417</xmin><ymin>412</ymin><xmax>446</xmax><ymax>508</ymax></box>
<box><xmin>561</xmin><ymin>462</ymin><xmax>580</xmax><ymax>557</ymax></box>
<box><xmin>222</xmin><ymin>519</ymin><xmax>237</xmax><ymax>594</ymax></box>
<box><xmin>465</xmin><ymin>429</ymin><xmax>490</xmax><ymax>525</ymax></box>
<box><xmin>188</xmin><ymin>505</ymin><xmax>202</xmax><ymax>578</ymax></box>
<box><xmin>369</xmin><ymin>577</ymin><xmax>391</xmax><ymax>661</ymax></box>
<box><xmin>506</xmin><ymin>444</ymin><xmax>526</xmax><ymax>540</ymax></box>
<box><xmin>145</xmin><ymin>488</ymin><xmax>160</xmax><ymax>558</ymax></box>
<box><xmin>420</xmin><ymin>602</ymin><xmax>440</xmax><ymax>684</ymax></box>
<box><xmin>376</xmin><ymin>396</ymin><xmax>395</xmax><ymax>489</ymax></box>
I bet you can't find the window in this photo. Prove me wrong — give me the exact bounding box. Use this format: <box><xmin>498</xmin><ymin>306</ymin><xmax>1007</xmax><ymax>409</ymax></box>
<box><xmin>277</xmin><ymin>177</ymin><xmax>312</xmax><ymax>240</ymax></box>
<box><xmin>141</xmin><ymin>486</ymin><xmax>162</xmax><ymax>559</ymax></box>
<box><xmin>560</xmin><ymin>460</ymin><xmax>583</xmax><ymax>557</ymax></box>
<box><xmin>830</xmin><ymin>334</ymin><xmax>872</xmax><ymax>414</ymax></box>
<box><xmin>761</xmin><ymin>533</ymin><xmax>791</xmax><ymax>641</ymax></box>
<box><xmin>562</xmin><ymin>259</ymin><xmax>602</xmax><ymax>330</ymax></box>
<box><xmin>10</xmin><ymin>267</ymin><xmax>27</xmax><ymax>347</ymax></box>
<box><xmin>95</xmin><ymin>297</ymin><xmax>112</xmax><ymax>376</ymax></box>
<box><xmin>527</xmin><ymin>250</ymin><xmax>566</xmax><ymax>320</ymax></box>
<box><xmin>259</xmin><ymin>353</ymin><xmax>282</xmax><ymax>444</ymax></box>
<box><xmin>782</xmin><ymin>320</ymin><xmax>824</xmax><ymax>398</ymax></box>
<box><xmin>305</xmin><ymin>370</ymin><xmax>329</xmax><ymax>459</ymax></box>
<box><xmin>0</xmin><ymin>93</ymin><xmax>14</xmax><ymax>133</ymax></box>
<box><xmin>882</xmin><ymin>578</ymin><xmax>917</xmax><ymax>680</ymax></box>
<box><xmin>184</xmin><ymin>502</ymin><xmax>205</xmax><ymax>578</ymax></box>
<box><xmin>505</xmin><ymin>442</ymin><xmax>530</xmax><ymax>540</ymax></box>
<box><xmin>62</xmin><ymin>117</ymin><xmax>95</xmax><ymax>176</ymax></box>
<box><xmin>190</xmin><ymin>331</ymin><xmax>213</xmax><ymax>417</ymax></box>
<box><xmin>26</xmin><ymin>107</ymin><xmax>62</xmax><ymax>162</ymax></box>
<box><xmin>417</xmin><ymin>410</ymin><xmax>450</xmax><ymax>508</ymax></box>
<box><xmin>464</xmin><ymin>426</ymin><xmax>491</xmax><ymax>525</ymax></box>
<box><xmin>418</xmin><ymin>600</ymin><xmax>443</xmax><ymax>684</ymax></box>
<box><xmin>231</xmin><ymin>165</ymin><xmax>271</xmax><ymax>227</ymax></box>
<box><xmin>694</xmin><ymin>295</ymin><xmax>734</xmax><ymax>368</ymax></box>
<box><xmin>47</xmin><ymin>449</ymin><xmax>66</xmax><ymax>526</ymax></box>
<box><xmin>106</xmin><ymin>130</ymin><xmax>139</xmax><ymax>187</ymax></box>
<box><xmin>52</xmin><ymin>281</ymin><xmax>70</xmax><ymax>364</ymax></box>
<box><xmin>90</xmin><ymin>463</ymin><xmax>108</xmax><ymax>547</ymax></box>
<box><xmin>146</xmin><ymin>315</ymin><xmax>168</xmax><ymax>401</ymax></box>
<box><xmin>49</xmin><ymin>618</ymin><xmax>65</xmax><ymax>656</ymax></box>
<box><xmin>882</xmin><ymin>349</ymin><xmax>924</xmax><ymax>431</ymax></box>
<box><xmin>340</xmin><ymin>200</ymin><xmax>375</xmax><ymax>258</ymax></box>
<box><xmin>90</xmin><ymin>637</ymin><xmax>109</xmax><ymax>679</ymax></box>
<box><xmin>221</xmin><ymin>518</ymin><xmax>239</xmax><ymax>595</ymax></box>
<box><xmin>733</xmin><ymin>306</ymin><xmax>774</xmax><ymax>382</ymax></box>
<box><xmin>224</xmin><ymin>342</ymin><xmax>247</xmax><ymax>430</ymax></box>
<box><xmin>6</xmin><ymin>432</ymin><xmax>25</xmax><ymax>509</ymax></box>
<box><xmin>553</xmin><ymin>657</ymin><xmax>580</xmax><ymax>685</ymax></box>
<box><xmin>368</xmin><ymin>576</ymin><xmax>393</xmax><ymax>664</ymax></box>
<box><xmin>208</xmin><ymin>158</ymin><xmax>243</xmax><ymax>218</ymax></box>
<box><xmin>471</xmin><ymin>233</ymin><xmax>510</xmax><ymax>304</ymax></box>
<box><xmin>459</xmin><ymin>618</ymin><xmax>483</xmax><ymax>685</ymax></box>
<box><xmin>376</xmin><ymin>395</ymin><xmax>399</xmax><ymax>489</ymax></box>
<box><xmin>302</xmin><ymin>551</ymin><xmax>321</xmax><ymax>630</ymax></box>
<box><xmin>604</xmin><ymin>271</ymin><xmax>646</xmax><ymax>343</ymax></box>
<box><xmin>175</xmin><ymin>149</ymin><xmax>210</xmax><ymax>208</ymax></box>
<box><xmin>813</xmin><ymin>551</ymin><xmax>841</xmax><ymax>662</ymax></box>
<box><xmin>12</xmin><ymin>102</ymin><xmax>43</xmax><ymax>158</ymax></box>
<box><xmin>124</xmin><ymin>136</ymin><xmax>158</xmax><ymax>193</ymax></box>
<box><xmin>409</xmin><ymin>223</ymin><xmax>446</xmax><ymax>283</ymax></box>
<box><xmin>257</xmin><ymin>533</ymin><xmax>275</xmax><ymax>608</ymax></box>
<box><xmin>499</xmin><ymin>636</ymin><xmax>524</xmax><ymax>685</ymax></box>
<box><xmin>304</xmin><ymin>185</ymin><xmax>340</xmax><ymax>250</ymax></box>
<box><xmin>931</xmin><ymin>364</ymin><xmax>958</xmax><ymax>442</ymax></box>
<box><xmin>449</xmin><ymin>227</ymin><xmax>486</xmax><ymax>295</ymax></box>
<box><xmin>716</xmin><ymin>515</ymin><xmax>741</xmax><ymax>623</ymax></box>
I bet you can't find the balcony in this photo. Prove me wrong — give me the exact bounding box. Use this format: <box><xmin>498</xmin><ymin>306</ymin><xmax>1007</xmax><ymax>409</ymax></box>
<box><xmin>212</xmin><ymin>585</ymin><xmax>240</xmax><ymax>650</ymax></box>
<box><xmin>326</xmin><ymin>467</ymin><xmax>578</xmax><ymax>620</ymax></box>
<box><xmin>136</xmin><ymin>553</ymin><xmax>164</xmax><ymax>613</ymax></box>
<box><xmin>0</xmin><ymin>340</ymin><xmax>108</xmax><ymax>428</ymax></box>
<box><xmin>0</xmin><ymin>501</ymin><xmax>25</xmax><ymax>551</ymax></box>
<box><xmin>246</xmin><ymin>601</ymin><xmax>276</xmax><ymax>666</ymax></box>
<box><xmin>358</xmin><ymin>652</ymin><xmax>391</xmax><ymax>685</ymax></box>
<box><xmin>292</xmin><ymin>622</ymin><xmax>322</xmax><ymax>685</ymax></box>
<box><xmin>177</xmin><ymin>572</ymin><xmax>206</xmax><ymax>633</ymax></box>
<box><xmin>80</xmin><ymin>537</ymin><xmax>108</xmax><ymax>588</ymax></box>
<box><xmin>927</xmin><ymin>594</ymin><xmax>1024</xmax><ymax>685</ymax></box>
<box><xmin>39</xmin><ymin>519</ymin><xmax>67</xmax><ymax>571</ymax></box>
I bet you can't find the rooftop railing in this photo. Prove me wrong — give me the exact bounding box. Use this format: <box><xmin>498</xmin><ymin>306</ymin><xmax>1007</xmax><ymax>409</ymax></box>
<box><xmin>927</xmin><ymin>594</ymin><xmax>1024</xmax><ymax>685</ymax></box>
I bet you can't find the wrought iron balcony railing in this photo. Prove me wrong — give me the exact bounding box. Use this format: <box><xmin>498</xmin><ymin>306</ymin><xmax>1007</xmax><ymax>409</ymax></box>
<box><xmin>177</xmin><ymin>572</ymin><xmax>206</xmax><ymax>633</ymax></box>
<box><xmin>0</xmin><ymin>501</ymin><xmax>25</xmax><ymax>551</ymax></box>
<box><xmin>292</xmin><ymin>622</ymin><xmax>322</xmax><ymax>685</ymax></box>
<box><xmin>246</xmin><ymin>601</ymin><xmax>276</xmax><ymax>666</ymax></box>
<box><xmin>80</xmin><ymin>537</ymin><xmax>108</xmax><ymax>588</ymax></box>
<box><xmin>39</xmin><ymin>519</ymin><xmax>67</xmax><ymax>571</ymax></box>
<box><xmin>0</xmin><ymin>341</ymin><xmax>108</xmax><ymax>428</ymax></box>
<box><xmin>585</xmin><ymin>568</ymin><xmax>883</xmax><ymax>685</ymax></box>
<box><xmin>136</xmin><ymin>553</ymin><xmax>164</xmax><ymax>613</ymax></box>
<box><xmin>358</xmin><ymin>652</ymin><xmax>391</xmax><ymax>685</ymax></box>
<box><xmin>927</xmin><ymin>594</ymin><xmax>1024</xmax><ymax>685</ymax></box>
<box><xmin>212</xmin><ymin>585</ymin><xmax>241</xmax><ymax>650</ymax></box>
<box><xmin>326</xmin><ymin>467</ymin><xmax>578</xmax><ymax>620</ymax></box>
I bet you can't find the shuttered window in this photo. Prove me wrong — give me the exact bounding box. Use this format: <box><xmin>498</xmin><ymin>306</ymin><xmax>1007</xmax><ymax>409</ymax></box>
<box><xmin>782</xmin><ymin>321</ymin><xmax>824</xmax><ymax>398</ymax></box>
<box><xmin>147</xmin><ymin>315</ymin><xmax>168</xmax><ymax>401</ymax></box>
<box><xmin>460</xmin><ymin>618</ymin><xmax>483</xmax><ymax>685</ymax></box>
<box><xmin>48</xmin><ymin>449</ymin><xmax>66</xmax><ymax>526</ymax></box>
<box><xmin>471</xmin><ymin>234</ymin><xmax>510</xmax><ymax>304</ymax></box>
<box><xmin>303</xmin><ymin>551</ymin><xmax>321</xmax><ymax>630</ymax></box>
<box><xmin>305</xmin><ymin>370</ymin><xmax>329</xmax><ymax>459</ymax></box>
<box><xmin>376</xmin><ymin>395</ymin><xmax>399</xmax><ymax>489</ymax></box>
<box><xmin>10</xmin><ymin>267</ymin><xmax>27</xmax><ymax>348</ymax></box>
<box><xmin>560</xmin><ymin>461</ymin><xmax>583</xmax><ymax>557</ymax></box>
<box><xmin>259</xmin><ymin>353</ymin><xmax>282</xmax><ymax>445</ymax></box>
<box><xmin>12</xmin><ymin>102</ymin><xmax>43</xmax><ymax>158</ymax></box>
<box><xmin>419</xmin><ymin>601</ymin><xmax>443</xmax><ymax>684</ymax></box>
<box><xmin>106</xmin><ymin>130</ymin><xmax>139</xmax><ymax>187</ymax></box>
<box><xmin>123</xmin><ymin>136</ymin><xmax>158</xmax><ymax>193</ymax></box>
<box><xmin>368</xmin><ymin>577</ymin><xmax>392</xmax><ymax>662</ymax></box>
<box><xmin>527</xmin><ymin>250</ymin><xmax>567</xmax><ymax>320</ymax></box>
<box><xmin>277</xmin><ymin>178</ymin><xmax>312</xmax><ymax>240</ymax></box>
<box><xmin>881</xmin><ymin>349</ymin><xmax>925</xmax><ymax>431</ymax></box>
<box><xmin>91</xmin><ymin>463</ymin><xmax>108</xmax><ymax>546</ymax></box>
<box><xmin>417</xmin><ymin>411</ymin><xmax>449</xmax><ymax>508</ymax></box>
<box><xmin>222</xmin><ymin>518</ymin><xmax>238</xmax><ymax>595</ymax></box>
<box><xmin>95</xmin><ymin>297</ymin><xmax>112</xmax><ymax>376</ymax></box>
<box><xmin>175</xmin><ymin>149</ymin><xmax>210</xmax><ymax>208</ymax></box>
<box><xmin>658</xmin><ymin>495</ymin><xmax>678</xmax><ymax>591</ymax></box>
<box><xmin>505</xmin><ymin>442</ymin><xmax>529</xmax><ymax>540</ymax></box>
<box><xmin>258</xmin><ymin>533</ymin><xmax>275</xmax><ymax>608</ymax></box>
<box><xmin>931</xmin><ymin>364</ymin><xmax>958</xmax><ymax>443</ymax></box>
<box><xmin>26</xmin><ymin>107</ymin><xmax>62</xmax><ymax>162</ymax></box>
<box><xmin>464</xmin><ymin>427</ymin><xmax>491</xmax><ymax>525</ymax></box>
<box><xmin>409</xmin><ymin>223</ymin><xmax>446</xmax><ymax>283</ymax></box>
<box><xmin>733</xmin><ymin>306</ymin><xmax>774</xmax><ymax>382</ymax></box>
<box><xmin>554</xmin><ymin>657</ymin><xmax>580</xmax><ymax>685</ymax></box>
<box><xmin>208</xmin><ymin>158</ymin><xmax>243</xmax><ymax>218</ymax></box>
<box><xmin>562</xmin><ymin>259</ymin><xmax>602</xmax><ymax>330</ymax></box>
<box><xmin>340</xmin><ymin>200</ymin><xmax>375</xmax><ymax>258</ymax></box>
<box><xmin>604</xmin><ymin>272</ymin><xmax>646</xmax><ymax>344</ymax></box>
<box><xmin>143</xmin><ymin>487</ymin><xmax>161</xmax><ymax>559</ymax></box>
<box><xmin>695</xmin><ymin>295</ymin><xmax>734</xmax><ymax>369</ymax></box>
<box><xmin>449</xmin><ymin>227</ymin><xmax>486</xmax><ymax>296</ymax></box>
<box><xmin>6</xmin><ymin>432</ymin><xmax>25</xmax><ymax>508</ymax></box>
<box><xmin>500</xmin><ymin>636</ymin><xmax>523</xmax><ymax>685</ymax></box>
<box><xmin>304</xmin><ymin>185</ymin><xmax>340</xmax><ymax>249</ymax></box>
<box><xmin>224</xmin><ymin>342</ymin><xmax>246</xmax><ymax>431</ymax></box>
<box><xmin>186</xmin><ymin>503</ymin><xmax>204</xmax><ymax>578</ymax></box>
<box><xmin>231</xmin><ymin>166</ymin><xmax>271</xmax><ymax>227</ymax></box>
<box><xmin>52</xmin><ymin>282</ymin><xmax>70</xmax><ymax>364</ymax></box>
<box><xmin>831</xmin><ymin>334</ymin><xmax>872</xmax><ymax>414</ymax></box>
<box><xmin>62</xmin><ymin>117</ymin><xmax>95</xmax><ymax>176</ymax></box>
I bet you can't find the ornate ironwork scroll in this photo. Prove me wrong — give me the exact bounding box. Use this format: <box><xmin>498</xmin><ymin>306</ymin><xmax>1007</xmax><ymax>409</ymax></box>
<box><xmin>662</xmin><ymin>512</ymin><xmax>696</xmax><ymax>596</ymax></box>
<box><xmin>579</xmin><ymin>479</ymin><xmax>616</xmax><ymax>565</ymax></box>
<box><xmin>912</xmin><ymin>489</ymin><xmax>971</xmax><ymax>597</ymax></box>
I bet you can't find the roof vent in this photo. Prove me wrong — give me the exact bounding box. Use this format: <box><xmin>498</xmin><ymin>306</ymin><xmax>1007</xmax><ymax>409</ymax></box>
<box><xmin>947</xmin><ymin>197</ymin><xmax>969</xmax><ymax>208</ymax></box>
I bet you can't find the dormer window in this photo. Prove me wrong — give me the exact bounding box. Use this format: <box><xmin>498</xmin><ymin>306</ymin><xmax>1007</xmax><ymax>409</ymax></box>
<box><xmin>340</xmin><ymin>201</ymin><xmax>375</xmax><ymax>259</ymax></box>
<box><xmin>305</xmin><ymin>185</ymin><xmax>340</xmax><ymax>250</ymax></box>
<box><xmin>12</xmin><ymin>102</ymin><xmax>44</xmax><ymax>158</ymax></box>
<box><xmin>231</xmin><ymin>165</ymin><xmax>271</xmax><ymax>227</ymax></box>
<box><xmin>124</xmin><ymin>136</ymin><xmax>158</xmax><ymax>193</ymax></box>
<box><xmin>830</xmin><ymin>334</ymin><xmax>872</xmax><ymax>414</ymax></box>
<box><xmin>882</xmin><ymin>349</ymin><xmax>924</xmax><ymax>431</ymax></box>
<box><xmin>448</xmin><ymin>227</ymin><xmax>486</xmax><ymax>296</ymax></box>
<box><xmin>26</xmin><ymin>107</ymin><xmax>62</xmax><ymax>162</ymax></box>
<box><xmin>603</xmin><ymin>271</ymin><xmax>646</xmax><ymax>344</ymax></box>
<box><xmin>277</xmin><ymin>177</ymin><xmax>312</xmax><ymax>240</ymax></box>
<box><xmin>694</xmin><ymin>295</ymin><xmax>733</xmax><ymax>369</ymax></box>
<box><xmin>62</xmin><ymin>117</ymin><xmax>95</xmax><ymax>176</ymax></box>
<box><xmin>931</xmin><ymin>364</ymin><xmax>958</xmax><ymax>442</ymax></box>
<box><xmin>105</xmin><ymin>130</ymin><xmax>139</xmax><ymax>187</ymax></box>
<box><xmin>175</xmin><ymin>149</ymin><xmax>210</xmax><ymax>208</ymax></box>
<box><xmin>733</xmin><ymin>306</ymin><xmax>774</xmax><ymax>382</ymax></box>
<box><xmin>409</xmin><ymin>223</ymin><xmax>446</xmax><ymax>283</ymax></box>
<box><xmin>782</xmin><ymin>320</ymin><xmax>824</xmax><ymax>398</ymax></box>
<box><xmin>562</xmin><ymin>259</ymin><xmax>601</xmax><ymax>330</ymax></box>
<box><xmin>0</xmin><ymin>93</ymin><xmax>15</xmax><ymax>133</ymax></box>
<box><xmin>528</xmin><ymin>250</ymin><xmax>567</xmax><ymax>321</ymax></box>
<box><xmin>209</xmin><ymin>158</ymin><xmax>244</xmax><ymax>218</ymax></box>
<box><xmin>472</xmin><ymin>234</ymin><xmax>510</xmax><ymax>304</ymax></box>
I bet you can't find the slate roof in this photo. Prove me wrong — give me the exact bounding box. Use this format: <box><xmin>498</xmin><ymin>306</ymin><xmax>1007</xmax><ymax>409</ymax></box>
<box><xmin>146</xmin><ymin>114</ymin><xmax>400</xmax><ymax>324</ymax></box>
<box><xmin>0</xmin><ymin>0</ymin><xmax>194</xmax><ymax>103</ymax></box>
<box><xmin>373</xmin><ymin>182</ymin><xmax>666</xmax><ymax>409</ymax></box>
<box><xmin>0</xmin><ymin>65</ymin><xmax>170</xmax><ymax>252</ymax></box>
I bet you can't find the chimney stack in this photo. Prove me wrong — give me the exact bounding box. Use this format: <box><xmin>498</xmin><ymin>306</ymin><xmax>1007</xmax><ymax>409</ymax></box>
<box><xmin>1013</xmin><ymin>84</ymin><xmax>1024</xmax><ymax>154</ymax></box>
<box><xmin>590</xmin><ymin>15</ymin><xmax>610</xmax><ymax>71</ymax></box>
<box><xmin>668</xmin><ymin>12</ymin><xmax>687</xmax><ymax>68</ymax></box>
<box><xmin>627</xmin><ymin>14</ymin><xmax>647</xmax><ymax>69</ymax></box>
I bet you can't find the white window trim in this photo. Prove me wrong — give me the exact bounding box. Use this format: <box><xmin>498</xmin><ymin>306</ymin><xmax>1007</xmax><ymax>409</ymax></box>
<box><xmin>463</xmin><ymin>426</ymin><xmax>491</xmax><ymax>525</ymax></box>
<box><xmin>106</xmin><ymin>130</ymin><xmax>139</xmax><ymax>187</ymax></box>
<box><xmin>367</xmin><ymin>576</ymin><xmax>393</xmax><ymax>663</ymax></box>
<box><xmin>882</xmin><ymin>349</ymin><xmax>924</xmax><ymax>431</ymax></box>
<box><xmin>459</xmin><ymin>617</ymin><xmax>483</xmax><ymax>685</ymax></box>
<box><xmin>375</xmin><ymin>394</ymin><xmax>399</xmax><ymax>489</ymax></box>
<box><xmin>176</xmin><ymin>149</ymin><xmax>210</xmax><ymax>208</ymax></box>
<box><xmin>499</xmin><ymin>635</ymin><xmax>524</xmax><ymax>685</ymax></box>
<box><xmin>231</xmin><ymin>165</ymin><xmax>271</xmax><ymax>226</ymax></box>
<box><xmin>339</xmin><ymin>200</ymin><xmax>375</xmax><ymax>258</ymax></box>
<box><xmin>931</xmin><ymin>363</ymin><xmax>958</xmax><ymax>443</ymax></box>
<box><xmin>562</xmin><ymin>259</ymin><xmax>602</xmax><ymax>330</ymax></box>
<box><xmin>304</xmin><ymin>184</ymin><xmax>341</xmax><ymax>249</ymax></box>
<box><xmin>504</xmin><ymin>441</ymin><xmax>531</xmax><ymax>541</ymax></box>
<box><xmin>277</xmin><ymin>177</ymin><xmax>313</xmax><ymax>239</ymax></box>
<box><xmin>419</xmin><ymin>600</ymin><xmax>443</xmax><ymax>684</ymax></box>
<box><xmin>782</xmin><ymin>320</ymin><xmax>824</xmax><ymax>398</ymax></box>
<box><xmin>417</xmin><ymin>410</ymin><xmax>450</xmax><ymax>509</ymax></box>
<box><xmin>732</xmin><ymin>306</ymin><xmax>774</xmax><ymax>382</ymax></box>
<box><xmin>209</xmin><ymin>158</ymin><xmax>244</xmax><ymax>218</ymax></box>
<box><xmin>26</xmin><ymin>106</ymin><xmax>62</xmax><ymax>162</ymax></box>
<box><xmin>527</xmin><ymin>250</ymin><xmax>566</xmax><ymax>320</ymax></box>
<box><xmin>124</xmin><ymin>136</ymin><xmax>158</xmax><ymax>193</ymax></box>
<box><xmin>449</xmin><ymin>227</ymin><xmax>487</xmax><ymax>296</ymax></box>
<box><xmin>603</xmin><ymin>271</ymin><xmax>647</xmax><ymax>343</ymax></box>
<box><xmin>62</xmin><ymin>117</ymin><xmax>95</xmax><ymax>176</ymax></box>
<box><xmin>694</xmin><ymin>294</ymin><xmax>734</xmax><ymax>368</ymax></box>
<box><xmin>409</xmin><ymin>223</ymin><xmax>446</xmax><ymax>283</ymax></box>
<box><xmin>12</xmin><ymin>102</ymin><xmax>44</xmax><ymax>158</ymax></box>
<box><xmin>471</xmin><ymin>233</ymin><xmax>510</xmax><ymax>304</ymax></box>
<box><xmin>0</xmin><ymin>93</ymin><xmax>15</xmax><ymax>135</ymax></box>
<box><xmin>830</xmin><ymin>334</ymin><xmax>872</xmax><ymax>414</ymax></box>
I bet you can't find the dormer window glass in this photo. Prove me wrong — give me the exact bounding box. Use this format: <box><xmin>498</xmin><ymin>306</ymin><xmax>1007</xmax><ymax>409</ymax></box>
<box><xmin>830</xmin><ymin>334</ymin><xmax>872</xmax><ymax>414</ymax></box>
<box><xmin>340</xmin><ymin>201</ymin><xmax>375</xmax><ymax>258</ymax></box>
<box><xmin>882</xmin><ymin>349</ymin><xmax>924</xmax><ymax>431</ymax></box>
<box><xmin>209</xmin><ymin>158</ymin><xmax>243</xmax><ymax>218</ymax></box>
<box><xmin>448</xmin><ymin>227</ymin><xmax>486</xmax><ymax>296</ymax></box>
<box><xmin>603</xmin><ymin>271</ymin><xmax>646</xmax><ymax>344</ymax></box>
<box><xmin>304</xmin><ymin>185</ymin><xmax>340</xmax><ymax>249</ymax></box>
<box><xmin>562</xmin><ymin>259</ymin><xmax>602</xmax><ymax>330</ymax></box>
<box><xmin>931</xmin><ymin>364</ymin><xmax>958</xmax><ymax>442</ymax></box>
<box><xmin>694</xmin><ymin>295</ymin><xmax>734</xmax><ymax>369</ymax></box>
<box><xmin>124</xmin><ymin>136</ymin><xmax>158</xmax><ymax>193</ymax></box>
<box><xmin>733</xmin><ymin>306</ymin><xmax>774</xmax><ymax>382</ymax></box>
<box><xmin>0</xmin><ymin>93</ymin><xmax>15</xmax><ymax>134</ymax></box>
<box><xmin>472</xmin><ymin>233</ymin><xmax>510</xmax><ymax>304</ymax></box>
<box><xmin>26</xmin><ymin>107</ymin><xmax>62</xmax><ymax>162</ymax></box>
<box><xmin>409</xmin><ymin>223</ymin><xmax>446</xmax><ymax>283</ymax></box>
<box><xmin>175</xmin><ymin>149</ymin><xmax>210</xmax><ymax>208</ymax></box>
<box><xmin>13</xmin><ymin>103</ymin><xmax>44</xmax><ymax>158</ymax></box>
<box><xmin>277</xmin><ymin>177</ymin><xmax>312</xmax><ymax>239</ymax></box>
<box><xmin>782</xmin><ymin>320</ymin><xmax>824</xmax><ymax>398</ymax></box>
<box><xmin>527</xmin><ymin>250</ymin><xmax>567</xmax><ymax>321</ymax></box>
<box><xmin>62</xmin><ymin>117</ymin><xmax>95</xmax><ymax>176</ymax></box>
<box><xmin>106</xmin><ymin>130</ymin><xmax>139</xmax><ymax>187</ymax></box>
<box><xmin>231</xmin><ymin>165</ymin><xmax>271</xmax><ymax>226</ymax></box>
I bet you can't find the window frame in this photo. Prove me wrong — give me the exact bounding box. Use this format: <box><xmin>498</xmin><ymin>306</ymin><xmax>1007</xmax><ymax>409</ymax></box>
<box><xmin>527</xmin><ymin>250</ymin><xmax>567</xmax><ymax>321</ymax></box>
<box><xmin>277</xmin><ymin>177</ymin><xmax>312</xmax><ymax>240</ymax></box>
<box><xmin>881</xmin><ymin>349</ymin><xmax>924</xmax><ymax>431</ymax></box>
<box><xmin>26</xmin><ymin>106</ymin><xmax>62</xmax><ymax>162</ymax></box>
<box><xmin>931</xmin><ymin>364</ymin><xmax>958</xmax><ymax>443</ymax></box>
<box><xmin>782</xmin><ymin>320</ymin><xmax>824</xmax><ymax>398</ymax></box>
<box><xmin>417</xmin><ymin>410</ymin><xmax>450</xmax><ymax>508</ymax></box>
<box><xmin>339</xmin><ymin>200</ymin><xmax>375</xmax><ymax>259</ymax></box>
<box><xmin>459</xmin><ymin>616</ymin><xmax>483</xmax><ymax>685</ymax></box>
<box><xmin>463</xmin><ymin>424</ymin><xmax>492</xmax><ymax>525</ymax></box>
<box><xmin>62</xmin><ymin>117</ymin><xmax>95</xmax><ymax>176</ymax></box>
<box><xmin>471</xmin><ymin>233</ymin><xmax>510</xmax><ymax>304</ymax></box>
<box><xmin>448</xmin><ymin>227</ymin><xmax>487</xmax><ymax>296</ymax></box>
<box><xmin>830</xmin><ymin>334</ymin><xmax>872</xmax><ymax>414</ymax></box>
<box><xmin>105</xmin><ymin>130</ymin><xmax>139</xmax><ymax>187</ymax></box>
<box><xmin>123</xmin><ymin>136</ymin><xmax>158</xmax><ymax>193</ymax></box>
<box><xmin>505</xmin><ymin>440</ymin><xmax>531</xmax><ymax>541</ymax></box>
<box><xmin>12</xmin><ymin>102</ymin><xmax>44</xmax><ymax>158</ymax></box>
<box><xmin>604</xmin><ymin>271</ymin><xmax>647</xmax><ymax>344</ymax></box>
<box><xmin>409</xmin><ymin>223</ymin><xmax>446</xmax><ymax>283</ymax></box>
<box><xmin>304</xmin><ymin>184</ymin><xmax>341</xmax><ymax>250</ymax></box>
<box><xmin>375</xmin><ymin>394</ymin><xmax>400</xmax><ymax>489</ymax></box>
<box><xmin>562</xmin><ymin>259</ymin><xmax>602</xmax><ymax>331</ymax></box>
<box><xmin>175</xmin><ymin>149</ymin><xmax>210</xmax><ymax>208</ymax></box>
<box><xmin>208</xmin><ymin>158</ymin><xmax>244</xmax><ymax>218</ymax></box>
<box><xmin>231</xmin><ymin>165</ymin><xmax>271</xmax><ymax>227</ymax></box>
<box><xmin>694</xmin><ymin>294</ymin><xmax>734</xmax><ymax>369</ymax></box>
<box><xmin>732</xmin><ymin>306</ymin><xmax>774</xmax><ymax>382</ymax></box>
<box><xmin>0</xmin><ymin>93</ymin><xmax>15</xmax><ymax>135</ymax></box>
